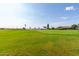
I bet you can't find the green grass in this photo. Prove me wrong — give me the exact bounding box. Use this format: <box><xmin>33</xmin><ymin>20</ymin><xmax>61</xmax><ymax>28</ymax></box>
<box><xmin>0</xmin><ymin>30</ymin><xmax>79</xmax><ymax>56</ymax></box>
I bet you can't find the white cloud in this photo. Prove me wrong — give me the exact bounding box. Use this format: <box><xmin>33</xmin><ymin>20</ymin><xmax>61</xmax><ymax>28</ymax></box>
<box><xmin>60</xmin><ymin>16</ymin><xmax>68</xmax><ymax>20</ymax></box>
<box><xmin>0</xmin><ymin>4</ymin><xmax>27</xmax><ymax>28</ymax></box>
<box><xmin>51</xmin><ymin>21</ymin><xmax>72</xmax><ymax>28</ymax></box>
<box><xmin>65</xmin><ymin>6</ymin><xmax>76</xmax><ymax>11</ymax></box>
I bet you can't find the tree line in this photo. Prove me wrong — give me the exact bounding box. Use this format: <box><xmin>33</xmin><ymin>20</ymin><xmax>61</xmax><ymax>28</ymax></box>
<box><xmin>0</xmin><ymin>24</ymin><xmax>79</xmax><ymax>30</ymax></box>
<box><xmin>43</xmin><ymin>24</ymin><xmax>79</xmax><ymax>30</ymax></box>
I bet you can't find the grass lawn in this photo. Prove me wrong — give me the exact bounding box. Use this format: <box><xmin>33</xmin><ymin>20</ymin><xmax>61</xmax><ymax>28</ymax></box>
<box><xmin>0</xmin><ymin>30</ymin><xmax>79</xmax><ymax>56</ymax></box>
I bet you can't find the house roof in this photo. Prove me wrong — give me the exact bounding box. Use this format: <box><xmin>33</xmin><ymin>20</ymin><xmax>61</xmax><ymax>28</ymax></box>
<box><xmin>57</xmin><ymin>26</ymin><xmax>71</xmax><ymax>29</ymax></box>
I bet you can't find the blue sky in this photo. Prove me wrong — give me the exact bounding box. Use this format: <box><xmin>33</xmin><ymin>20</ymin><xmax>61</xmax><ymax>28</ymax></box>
<box><xmin>0</xmin><ymin>3</ymin><xmax>79</xmax><ymax>28</ymax></box>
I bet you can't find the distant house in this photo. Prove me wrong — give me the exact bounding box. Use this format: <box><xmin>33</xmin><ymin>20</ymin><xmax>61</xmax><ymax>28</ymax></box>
<box><xmin>57</xmin><ymin>26</ymin><xmax>72</xmax><ymax>30</ymax></box>
<box><xmin>76</xmin><ymin>26</ymin><xmax>79</xmax><ymax>30</ymax></box>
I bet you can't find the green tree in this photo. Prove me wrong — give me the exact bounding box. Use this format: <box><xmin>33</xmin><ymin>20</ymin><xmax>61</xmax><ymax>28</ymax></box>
<box><xmin>71</xmin><ymin>24</ymin><xmax>78</xmax><ymax>30</ymax></box>
<box><xmin>51</xmin><ymin>27</ymin><xmax>55</xmax><ymax>29</ymax></box>
<box><xmin>77</xmin><ymin>24</ymin><xmax>79</xmax><ymax>26</ymax></box>
<box><xmin>43</xmin><ymin>26</ymin><xmax>47</xmax><ymax>29</ymax></box>
<box><xmin>23</xmin><ymin>24</ymin><xmax>26</xmax><ymax>30</ymax></box>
